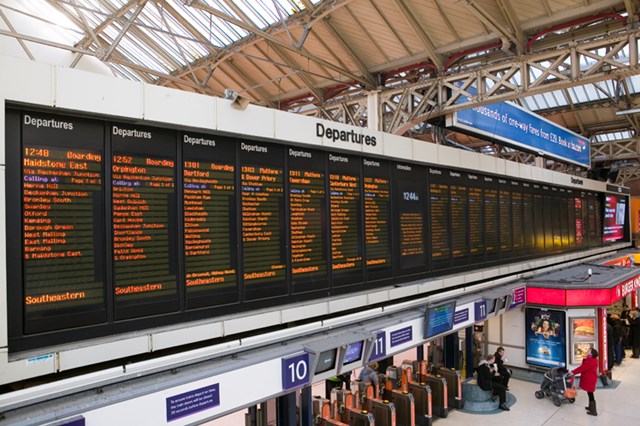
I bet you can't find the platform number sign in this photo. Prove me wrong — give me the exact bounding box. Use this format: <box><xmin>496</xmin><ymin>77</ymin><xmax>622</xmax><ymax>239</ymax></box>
<box><xmin>474</xmin><ymin>300</ymin><xmax>487</xmax><ymax>322</ymax></box>
<box><xmin>282</xmin><ymin>353</ymin><xmax>310</xmax><ymax>391</ymax></box>
<box><xmin>369</xmin><ymin>331</ymin><xmax>386</xmax><ymax>362</ymax></box>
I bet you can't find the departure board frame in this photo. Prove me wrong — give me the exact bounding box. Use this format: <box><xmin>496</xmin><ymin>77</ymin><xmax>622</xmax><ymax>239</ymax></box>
<box><xmin>3</xmin><ymin>105</ymin><xmax>631</xmax><ymax>353</ymax></box>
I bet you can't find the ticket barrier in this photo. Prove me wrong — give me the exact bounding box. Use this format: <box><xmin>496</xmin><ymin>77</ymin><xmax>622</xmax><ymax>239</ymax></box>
<box><xmin>420</xmin><ymin>374</ymin><xmax>448</xmax><ymax>418</ymax></box>
<box><xmin>408</xmin><ymin>382</ymin><xmax>433</xmax><ymax>426</ymax></box>
<box><xmin>365</xmin><ymin>398</ymin><xmax>396</xmax><ymax>426</ymax></box>
<box><xmin>313</xmin><ymin>394</ymin><xmax>349</xmax><ymax>426</ymax></box>
<box><xmin>389</xmin><ymin>390</ymin><xmax>415</xmax><ymax>426</ymax></box>
<box><xmin>347</xmin><ymin>409</ymin><xmax>376</xmax><ymax>426</ymax></box>
<box><xmin>436</xmin><ymin>367</ymin><xmax>464</xmax><ymax>409</ymax></box>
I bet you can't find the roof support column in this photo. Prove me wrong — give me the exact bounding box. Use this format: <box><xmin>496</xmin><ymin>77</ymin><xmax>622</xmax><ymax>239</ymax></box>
<box><xmin>367</xmin><ymin>91</ymin><xmax>381</xmax><ymax>131</ymax></box>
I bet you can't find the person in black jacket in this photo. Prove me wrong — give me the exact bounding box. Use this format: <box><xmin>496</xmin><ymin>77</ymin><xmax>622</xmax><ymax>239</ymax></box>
<box><xmin>629</xmin><ymin>309</ymin><xmax>640</xmax><ymax>358</ymax></box>
<box><xmin>477</xmin><ymin>354</ymin><xmax>510</xmax><ymax>411</ymax></box>
<box><xmin>494</xmin><ymin>346</ymin><xmax>512</xmax><ymax>389</ymax></box>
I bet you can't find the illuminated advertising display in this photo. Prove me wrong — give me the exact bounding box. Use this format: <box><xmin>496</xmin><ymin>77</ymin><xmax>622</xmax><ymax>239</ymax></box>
<box><xmin>603</xmin><ymin>194</ymin><xmax>628</xmax><ymax>242</ymax></box>
<box><xmin>526</xmin><ymin>308</ymin><xmax>567</xmax><ymax>368</ymax></box>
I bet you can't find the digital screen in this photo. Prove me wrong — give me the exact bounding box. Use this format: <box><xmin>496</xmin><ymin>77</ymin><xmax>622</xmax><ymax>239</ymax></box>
<box><xmin>526</xmin><ymin>308</ymin><xmax>566</xmax><ymax>368</ymax></box>
<box><xmin>183</xmin><ymin>133</ymin><xmax>237</xmax><ymax>308</ymax></box>
<box><xmin>542</xmin><ymin>186</ymin><xmax>554</xmax><ymax>249</ymax></box>
<box><xmin>511</xmin><ymin>180</ymin><xmax>523</xmax><ymax>250</ymax></box>
<box><xmin>363</xmin><ymin>159</ymin><xmax>392</xmax><ymax>275</ymax></box>
<box><xmin>468</xmin><ymin>174</ymin><xmax>483</xmax><ymax>257</ymax></box>
<box><xmin>20</xmin><ymin>112</ymin><xmax>106</xmax><ymax>333</ymax></box>
<box><xmin>395</xmin><ymin>164</ymin><xmax>427</xmax><ymax>273</ymax></box>
<box><xmin>111</xmin><ymin>125</ymin><xmax>178</xmax><ymax>319</ymax></box>
<box><xmin>343</xmin><ymin>340</ymin><xmax>364</xmax><ymax>365</ymax></box>
<box><xmin>484</xmin><ymin>176</ymin><xmax>499</xmax><ymax>256</ymax></box>
<box><xmin>495</xmin><ymin>296</ymin><xmax>507</xmax><ymax>311</ymax></box>
<box><xmin>522</xmin><ymin>183</ymin><xmax>534</xmax><ymax>249</ymax></box>
<box><xmin>288</xmin><ymin>149</ymin><xmax>327</xmax><ymax>290</ymax></box>
<box><xmin>314</xmin><ymin>348</ymin><xmax>337</xmax><ymax>374</ymax></box>
<box><xmin>550</xmin><ymin>187</ymin><xmax>562</xmax><ymax>249</ymax></box>
<box><xmin>533</xmin><ymin>184</ymin><xmax>545</xmax><ymax>250</ymax></box>
<box><xmin>498</xmin><ymin>179</ymin><xmax>511</xmax><ymax>252</ymax></box>
<box><xmin>429</xmin><ymin>168</ymin><xmax>450</xmax><ymax>265</ymax></box>
<box><xmin>575</xmin><ymin>196</ymin><xmax>584</xmax><ymax>245</ymax></box>
<box><xmin>449</xmin><ymin>171</ymin><xmax>468</xmax><ymax>261</ymax></box>
<box><xmin>603</xmin><ymin>194</ymin><xmax>628</xmax><ymax>242</ymax></box>
<box><xmin>424</xmin><ymin>301</ymin><xmax>457</xmax><ymax>338</ymax></box>
<box><xmin>328</xmin><ymin>154</ymin><xmax>362</xmax><ymax>284</ymax></box>
<box><xmin>240</xmin><ymin>143</ymin><xmax>286</xmax><ymax>294</ymax></box>
<box><xmin>566</xmin><ymin>189</ymin><xmax>576</xmax><ymax>247</ymax></box>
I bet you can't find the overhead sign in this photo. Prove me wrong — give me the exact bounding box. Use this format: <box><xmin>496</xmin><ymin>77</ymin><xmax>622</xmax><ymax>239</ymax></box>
<box><xmin>447</xmin><ymin>89</ymin><xmax>590</xmax><ymax>167</ymax></box>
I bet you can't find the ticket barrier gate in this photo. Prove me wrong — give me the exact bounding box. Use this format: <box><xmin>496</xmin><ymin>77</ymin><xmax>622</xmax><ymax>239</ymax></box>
<box><xmin>389</xmin><ymin>390</ymin><xmax>415</xmax><ymax>426</ymax></box>
<box><xmin>347</xmin><ymin>409</ymin><xmax>376</xmax><ymax>426</ymax></box>
<box><xmin>436</xmin><ymin>367</ymin><xmax>464</xmax><ymax>409</ymax></box>
<box><xmin>408</xmin><ymin>382</ymin><xmax>433</xmax><ymax>426</ymax></box>
<box><xmin>365</xmin><ymin>398</ymin><xmax>396</xmax><ymax>426</ymax></box>
<box><xmin>331</xmin><ymin>387</ymin><xmax>377</xmax><ymax>426</ymax></box>
<box><xmin>312</xmin><ymin>394</ymin><xmax>349</xmax><ymax>426</ymax></box>
<box><xmin>419</xmin><ymin>374</ymin><xmax>448</xmax><ymax>418</ymax></box>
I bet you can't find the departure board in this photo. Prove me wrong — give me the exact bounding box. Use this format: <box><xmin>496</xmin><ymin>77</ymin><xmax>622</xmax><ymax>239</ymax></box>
<box><xmin>594</xmin><ymin>195</ymin><xmax>603</xmax><ymax>244</ymax></box>
<box><xmin>288</xmin><ymin>148</ymin><xmax>328</xmax><ymax>293</ymax></box>
<box><xmin>533</xmin><ymin>184</ymin><xmax>545</xmax><ymax>251</ymax></box>
<box><xmin>566</xmin><ymin>189</ymin><xmax>576</xmax><ymax>247</ymax></box>
<box><xmin>559</xmin><ymin>188</ymin><xmax>570</xmax><ymax>247</ymax></box>
<box><xmin>20</xmin><ymin>112</ymin><xmax>106</xmax><ymax>333</ymax></box>
<box><xmin>183</xmin><ymin>133</ymin><xmax>237</xmax><ymax>308</ymax></box>
<box><xmin>328</xmin><ymin>154</ymin><xmax>363</xmax><ymax>286</ymax></box>
<box><xmin>240</xmin><ymin>142</ymin><xmax>286</xmax><ymax>299</ymax></box>
<box><xmin>395</xmin><ymin>164</ymin><xmax>428</xmax><ymax>274</ymax></box>
<box><xmin>468</xmin><ymin>173</ymin><xmax>484</xmax><ymax>258</ymax></box>
<box><xmin>511</xmin><ymin>180</ymin><xmax>523</xmax><ymax>250</ymax></box>
<box><xmin>484</xmin><ymin>176</ymin><xmax>499</xmax><ymax>257</ymax></box>
<box><xmin>449</xmin><ymin>171</ymin><xmax>468</xmax><ymax>263</ymax></box>
<box><xmin>542</xmin><ymin>186</ymin><xmax>554</xmax><ymax>250</ymax></box>
<box><xmin>429</xmin><ymin>168</ymin><xmax>451</xmax><ymax>267</ymax></box>
<box><xmin>363</xmin><ymin>159</ymin><xmax>392</xmax><ymax>279</ymax></box>
<box><xmin>498</xmin><ymin>179</ymin><xmax>511</xmax><ymax>253</ymax></box>
<box><xmin>111</xmin><ymin>125</ymin><xmax>178</xmax><ymax>319</ymax></box>
<box><xmin>550</xmin><ymin>187</ymin><xmax>562</xmax><ymax>249</ymax></box>
<box><xmin>522</xmin><ymin>182</ymin><xmax>534</xmax><ymax>250</ymax></box>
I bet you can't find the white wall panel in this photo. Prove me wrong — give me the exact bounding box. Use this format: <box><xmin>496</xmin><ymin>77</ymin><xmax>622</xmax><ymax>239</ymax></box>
<box><xmin>362</xmin><ymin>129</ymin><xmax>384</xmax><ymax>156</ymax></box>
<box><xmin>144</xmin><ymin>85</ymin><xmax>216</xmax><ymax>130</ymax></box>
<box><xmin>58</xmin><ymin>336</ymin><xmax>149</xmax><ymax>372</ymax></box>
<box><xmin>479</xmin><ymin>154</ymin><xmax>497</xmax><ymax>174</ymax></box>
<box><xmin>216</xmin><ymin>100</ymin><xmax>274</xmax><ymax>139</ymax></box>
<box><xmin>152</xmin><ymin>322</ymin><xmax>224</xmax><ymax>352</ymax></box>
<box><xmin>412</xmin><ymin>140</ymin><xmax>438</xmax><ymax>164</ymax></box>
<box><xmin>437</xmin><ymin>145</ymin><xmax>460</xmax><ymax>168</ymax></box>
<box><xmin>0</xmin><ymin>350</ymin><xmax>55</xmax><ymax>385</ymax></box>
<box><xmin>223</xmin><ymin>311</ymin><xmax>281</xmax><ymax>336</ymax></box>
<box><xmin>530</xmin><ymin>165</ymin><xmax>544</xmax><ymax>182</ymax></box>
<box><xmin>0</xmin><ymin>56</ymin><xmax>53</xmax><ymax>107</ymax></box>
<box><xmin>382</xmin><ymin>133</ymin><xmax>412</xmax><ymax>160</ymax></box>
<box><xmin>274</xmin><ymin>110</ymin><xmax>322</xmax><ymax>147</ymax></box>
<box><xmin>519</xmin><ymin>164</ymin><xmax>533</xmax><ymax>181</ymax></box>
<box><xmin>505</xmin><ymin>160</ymin><xmax>520</xmax><ymax>178</ymax></box>
<box><xmin>329</xmin><ymin>295</ymin><xmax>367</xmax><ymax>314</ymax></box>
<box><xmin>281</xmin><ymin>303</ymin><xmax>329</xmax><ymax>323</ymax></box>
<box><xmin>495</xmin><ymin>158</ymin><xmax>507</xmax><ymax>175</ymax></box>
<box><xmin>459</xmin><ymin>149</ymin><xmax>480</xmax><ymax>172</ymax></box>
<box><xmin>56</xmin><ymin>67</ymin><xmax>142</xmax><ymax>119</ymax></box>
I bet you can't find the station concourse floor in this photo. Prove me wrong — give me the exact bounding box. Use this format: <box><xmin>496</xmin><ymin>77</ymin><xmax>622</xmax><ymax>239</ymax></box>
<box><xmin>207</xmin><ymin>350</ymin><xmax>640</xmax><ymax>425</ymax></box>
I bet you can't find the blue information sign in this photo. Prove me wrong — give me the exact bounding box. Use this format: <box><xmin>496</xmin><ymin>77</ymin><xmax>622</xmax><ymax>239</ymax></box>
<box><xmin>281</xmin><ymin>353</ymin><xmax>310</xmax><ymax>391</ymax></box>
<box><xmin>166</xmin><ymin>384</ymin><xmax>220</xmax><ymax>422</ymax></box>
<box><xmin>369</xmin><ymin>331</ymin><xmax>387</xmax><ymax>361</ymax></box>
<box><xmin>450</xmin><ymin>90</ymin><xmax>590</xmax><ymax>167</ymax></box>
<box><xmin>390</xmin><ymin>326</ymin><xmax>413</xmax><ymax>347</ymax></box>
<box><xmin>474</xmin><ymin>300</ymin><xmax>487</xmax><ymax>321</ymax></box>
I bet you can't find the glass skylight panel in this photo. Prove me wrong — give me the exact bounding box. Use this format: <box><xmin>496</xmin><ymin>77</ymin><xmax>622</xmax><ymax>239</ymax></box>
<box><xmin>593</xmin><ymin>131</ymin><xmax>633</xmax><ymax>143</ymax></box>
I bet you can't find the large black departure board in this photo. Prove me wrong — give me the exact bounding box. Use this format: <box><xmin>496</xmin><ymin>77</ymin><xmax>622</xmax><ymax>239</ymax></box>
<box><xmin>468</xmin><ymin>173</ymin><xmax>484</xmax><ymax>260</ymax></box>
<box><xmin>20</xmin><ymin>112</ymin><xmax>106</xmax><ymax>333</ymax></box>
<box><xmin>363</xmin><ymin>159</ymin><xmax>392</xmax><ymax>281</ymax></box>
<box><xmin>240</xmin><ymin>142</ymin><xmax>286</xmax><ymax>300</ymax></box>
<box><xmin>394</xmin><ymin>164</ymin><xmax>428</xmax><ymax>275</ymax></box>
<box><xmin>183</xmin><ymin>133</ymin><xmax>238</xmax><ymax>308</ymax></box>
<box><xmin>328</xmin><ymin>154</ymin><xmax>363</xmax><ymax>287</ymax></box>
<box><xmin>429</xmin><ymin>167</ymin><xmax>451</xmax><ymax>269</ymax></box>
<box><xmin>111</xmin><ymin>124</ymin><xmax>178</xmax><ymax>319</ymax></box>
<box><xmin>6</xmin><ymin>106</ymin><xmax>629</xmax><ymax>353</ymax></box>
<box><xmin>288</xmin><ymin>148</ymin><xmax>328</xmax><ymax>294</ymax></box>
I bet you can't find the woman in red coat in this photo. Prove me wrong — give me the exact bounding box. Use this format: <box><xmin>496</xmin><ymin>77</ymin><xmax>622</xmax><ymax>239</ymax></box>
<box><xmin>571</xmin><ymin>348</ymin><xmax>599</xmax><ymax>416</ymax></box>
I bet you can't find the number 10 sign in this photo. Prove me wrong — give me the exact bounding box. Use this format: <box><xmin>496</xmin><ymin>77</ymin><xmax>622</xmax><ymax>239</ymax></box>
<box><xmin>281</xmin><ymin>353</ymin><xmax>310</xmax><ymax>391</ymax></box>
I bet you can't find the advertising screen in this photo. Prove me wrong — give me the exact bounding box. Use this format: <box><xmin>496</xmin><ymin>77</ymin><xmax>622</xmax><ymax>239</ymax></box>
<box><xmin>603</xmin><ymin>194</ymin><xmax>627</xmax><ymax>242</ymax></box>
<box><xmin>424</xmin><ymin>301</ymin><xmax>457</xmax><ymax>338</ymax></box>
<box><xmin>525</xmin><ymin>308</ymin><xmax>566</xmax><ymax>368</ymax></box>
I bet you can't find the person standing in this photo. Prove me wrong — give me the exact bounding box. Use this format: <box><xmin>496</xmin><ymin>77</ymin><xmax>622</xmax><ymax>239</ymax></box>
<box><xmin>571</xmin><ymin>348</ymin><xmax>599</xmax><ymax>416</ymax></box>
<box><xmin>477</xmin><ymin>354</ymin><xmax>510</xmax><ymax>411</ymax></box>
<box><xmin>494</xmin><ymin>346</ymin><xmax>512</xmax><ymax>389</ymax></box>
<box><xmin>629</xmin><ymin>310</ymin><xmax>640</xmax><ymax>358</ymax></box>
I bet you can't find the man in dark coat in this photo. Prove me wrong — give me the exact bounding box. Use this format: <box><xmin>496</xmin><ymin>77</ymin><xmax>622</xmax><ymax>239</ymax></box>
<box><xmin>477</xmin><ymin>354</ymin><xmax>510</xmax><ymax>411</ymax></box>
<box><xmin>629</xmin><ymin>309</ymin><xmax>640</xmax><ymax>358</ymax></box>
<box><xmin>494</xmin><ymin>346</ymin><xmax>512</xmax><ymax>389</ymax></box>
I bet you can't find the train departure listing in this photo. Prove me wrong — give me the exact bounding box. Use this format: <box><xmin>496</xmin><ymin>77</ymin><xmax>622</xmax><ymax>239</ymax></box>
<box><xmin>429</xmin><ymin>179</ymin><xmax>450</xmax><ymax>260</ymax></box>
<box><xmin>289</xmin><ymin>169</ymin><xmax>326</xmax><ymax>278</ymax></box>
<box><xmin>364</xmin><ymin>176</ymin><xmax>391</xmax><ymax>267</ymax></box>
<box><xmin>184</xmin><ymin>161</ymin><xmax>236</xmax><ymax>289</ymax></box>
<box><xmin>329</xmin><ymin>173</ymin><xmax>362</xmax><ymax>271</ymax></box>
<box><xmin>22</xmin><ymin>146</ymin><xmax>104</xmax><ymax>315</ymax></box>
<box><xmin>241</xmin><ymin>165</ymin><xmax>285</xmax><ymax>284</ymax></box>
<box><xmin>112</xmin><ymin>154</ymin><xmax>177</xmax><ymax>301</ymax></box>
